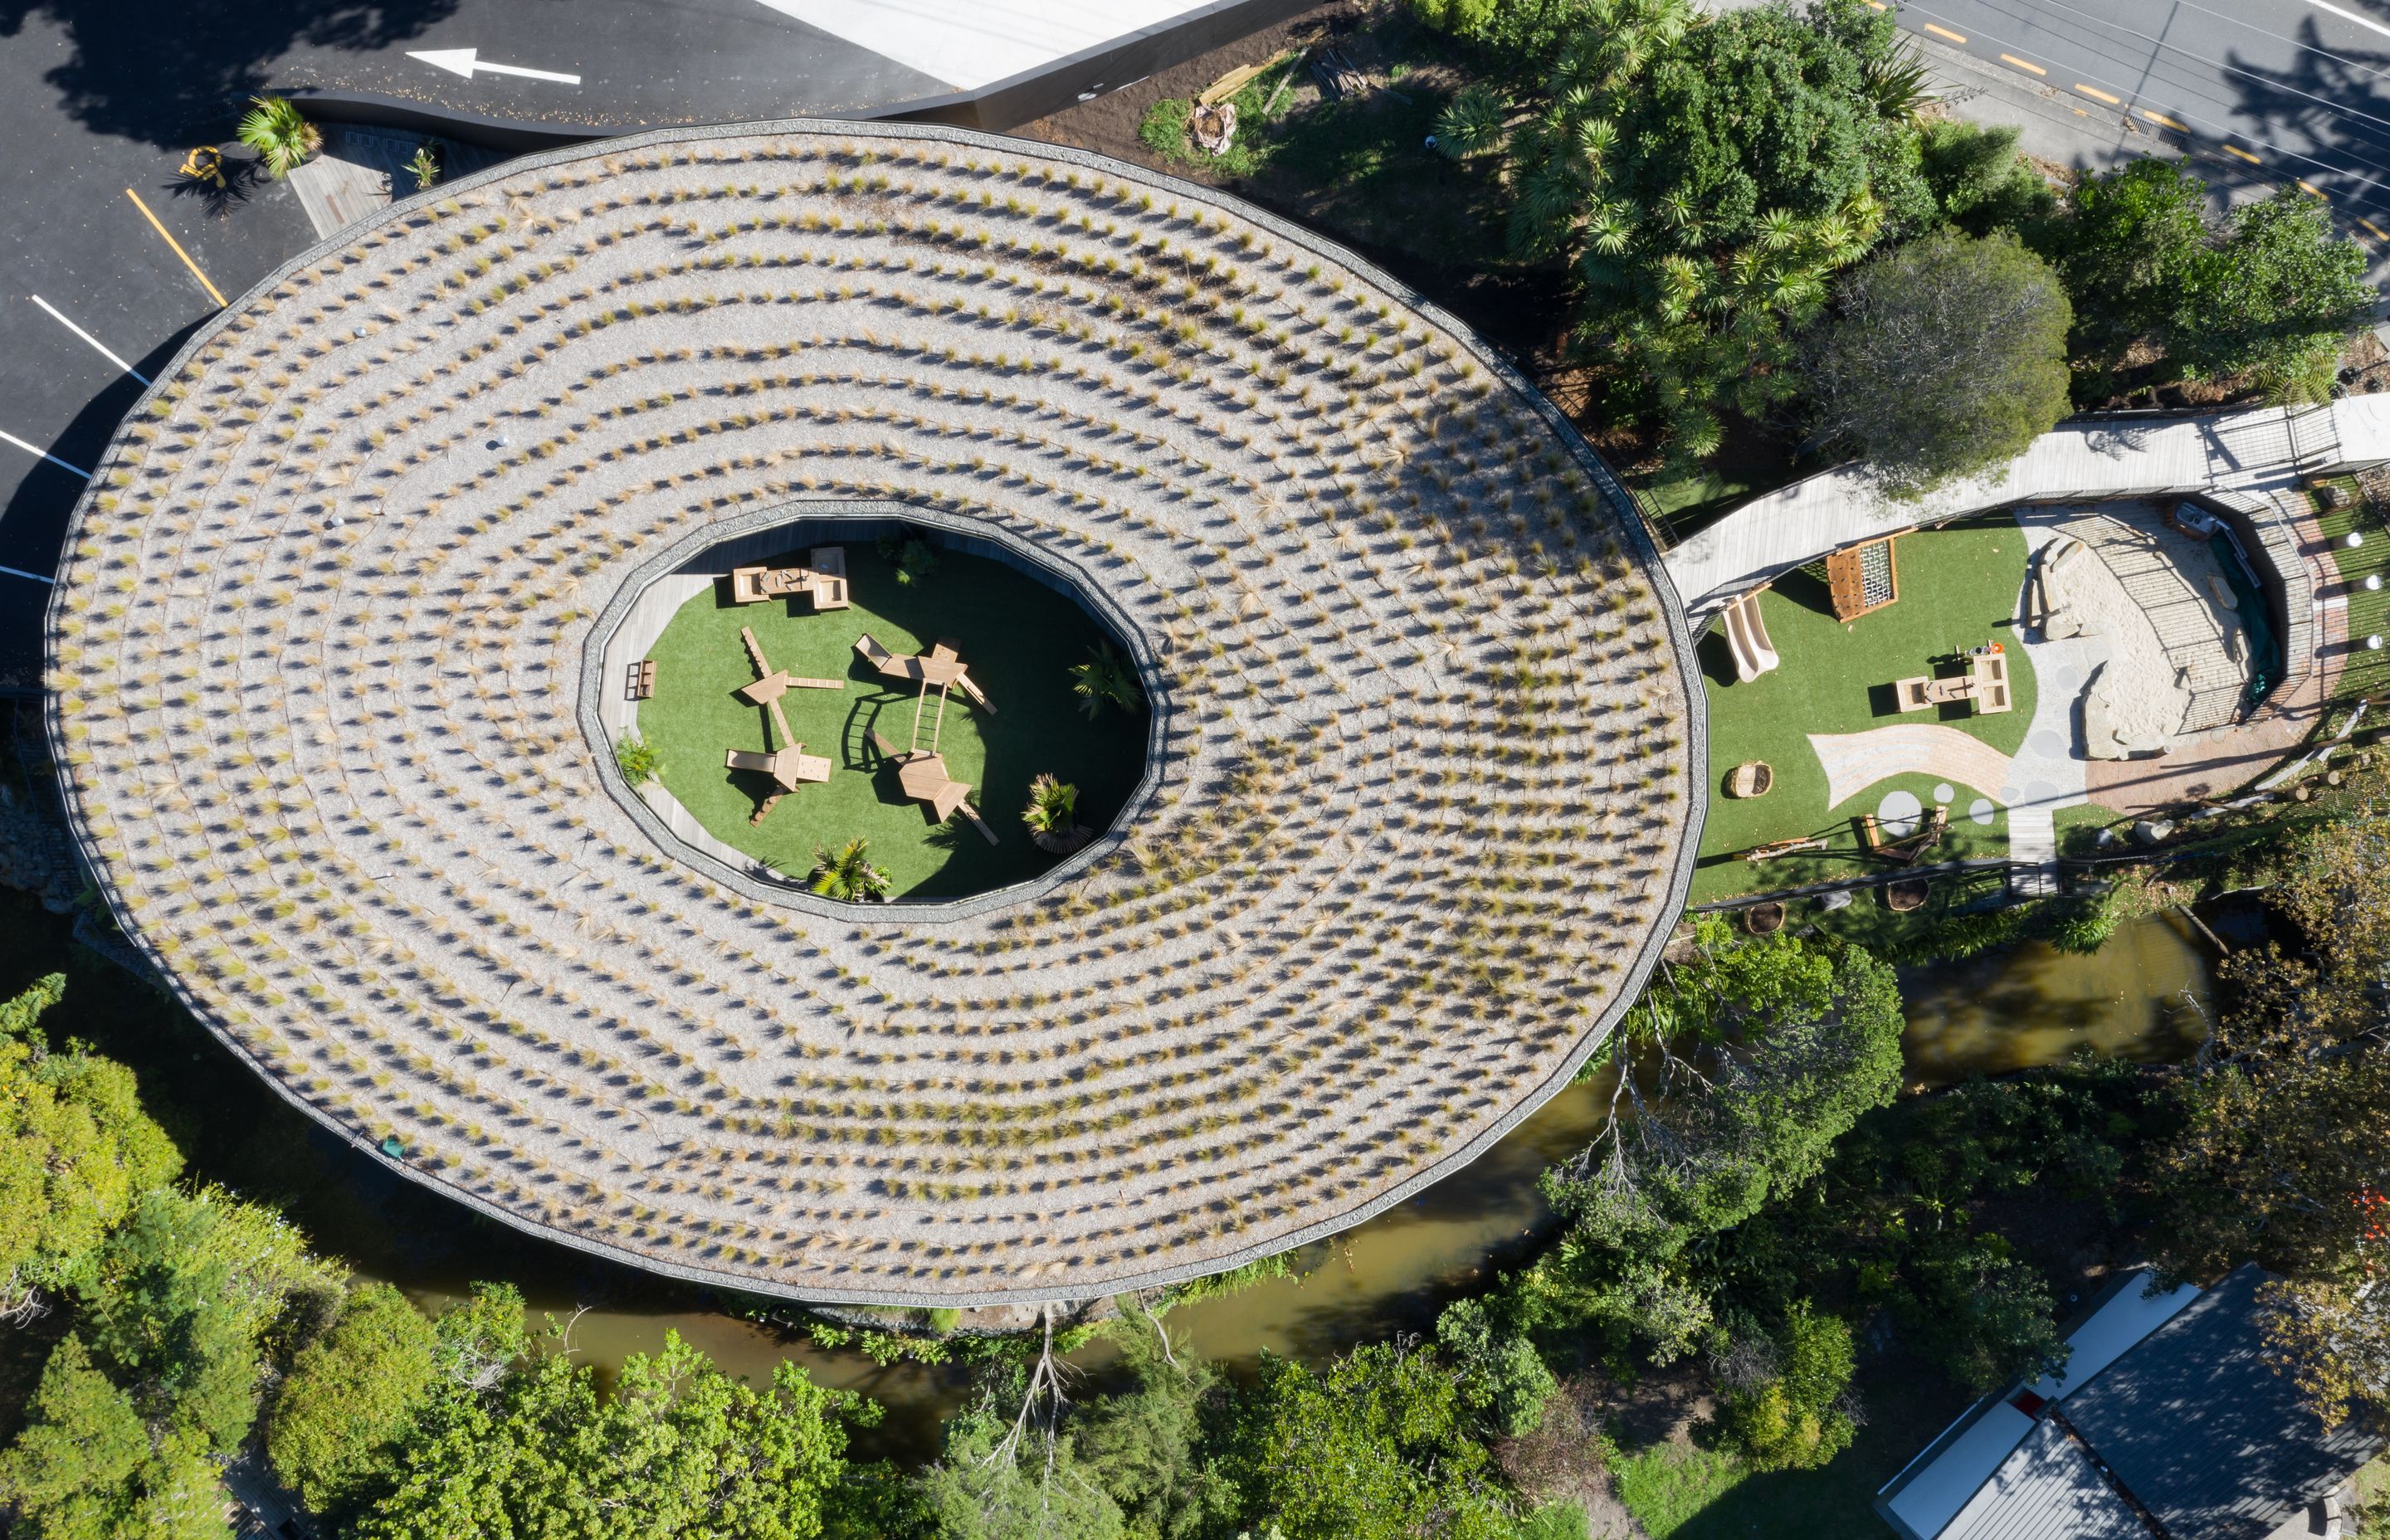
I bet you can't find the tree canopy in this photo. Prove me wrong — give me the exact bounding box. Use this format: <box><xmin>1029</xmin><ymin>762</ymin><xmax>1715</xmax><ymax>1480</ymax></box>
<box><xmin>266</xmin><ymin>1281</ymin><xmax>441</xmax><ymax>1514</ymax></box>
<box><xmin>345</xmin><ymin>1328</ymin><xmax>852</xmax><ymax>1540</ymax></box>
<box><xmin>1440</xmin><ymin>0</ymin><xmax>1930</xmax><ymax>457</ymax></box>
<box><xmin>2036</xmin><ymin>161</ymin><xmax>2371</xmax><ymax>401</ymax></box>
<box><xmin>0</xmin><ymin>974</ymin><xmax>182</xmax><ymax>1322</ymax></box>
<box><xmin>1801</xmin><ymin>229</ymin><xmax>2074</xmax><ymax>492</ymax></box>
<box><xmin>0</xmin><ymin>1336</ymin><xmax>228</xmax><ymax>1540</ymax></box>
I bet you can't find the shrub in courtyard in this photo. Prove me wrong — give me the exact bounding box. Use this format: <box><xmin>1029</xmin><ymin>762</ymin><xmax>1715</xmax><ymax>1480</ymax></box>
<box><xmin>1712</xmin><ymin>1300</ymin><xmax>1857</xmax><ymax>1471</ymax></box>
<box><xmin>613</xmin><ymin>733</ymin><xmax>661</xmax><ymax>787</ymax></box>
<box><xmin>810</xmin><ymin>839</ymin><xmax>893</xmax><ymax>903</ymax></box>
<box><xmin>1071</xmin><ymin>642</ymin><xmax>1141</xmax><ymax>719</ymax></box>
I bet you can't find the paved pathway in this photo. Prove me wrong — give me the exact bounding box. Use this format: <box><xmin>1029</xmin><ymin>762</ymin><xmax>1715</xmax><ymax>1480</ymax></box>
<box><xmin>1662</xmin><ymin>397</ymin><xmax>2390</xmax><ymax>616</ymax></box>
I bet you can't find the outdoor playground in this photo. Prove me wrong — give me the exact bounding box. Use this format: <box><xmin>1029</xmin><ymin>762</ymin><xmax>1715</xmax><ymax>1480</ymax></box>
<box><xmin>635</xmin><ymin>539</ymin><xmax>1147</xmax><ymax>899</ymax></box>
<box><xmin>1694</xmin><ymin>519</ymin><xmax>2039</xmax><ymax>909</ymax></box>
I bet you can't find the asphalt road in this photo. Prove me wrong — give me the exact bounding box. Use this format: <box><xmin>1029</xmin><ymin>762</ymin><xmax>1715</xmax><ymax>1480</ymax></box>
<box><xmin>1894</xmin><ymin>0</ymin><xmax>2390</xmax><ymax>240</ymax></box>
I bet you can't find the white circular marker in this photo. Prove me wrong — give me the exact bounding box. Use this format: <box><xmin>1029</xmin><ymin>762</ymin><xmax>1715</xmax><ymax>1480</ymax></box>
<box><xmin>2349</xmin><ymin>531</ymin><xmax>2366</xmax><ymax>549</ymax></box>
<box><xmin>1969</xmin><ymin>797</ymin><xmax>1997</xmax><ymax>826</ymax></box>
<box><xmin>1934</xmin><ymin>782</ymin><xmax>1954</xmax><ymax>803</ymax></box>
<box><xmin>1878</xmin><ymin>788</ymin><xmax>1924</xmax><ymax>838</ymax></box>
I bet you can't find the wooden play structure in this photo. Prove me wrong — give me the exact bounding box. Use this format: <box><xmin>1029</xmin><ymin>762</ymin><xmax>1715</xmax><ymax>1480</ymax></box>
<box><xmin>1719</xmin><ymin>591</ymin><xmax>1779</xmax><ymax>683</ymax></box>
<box><xmin>624</xmin><ymin>658</ymin><xmax>656</xmax><ymax>700</ymax></box>
<box><xmin>855</xmin><ymin>632</ymin><xmax>994</xmax><ymax>714</ymax></box>
<box><xmin>1741</xmin><ymin>834</ymin><xmax>1827</xmax><ymax>864</ymax></box>
<box><xmin>869</xmin><ymin>731</ymin><xmax>997</xmax><ymax>845</ymax></box>
<box><xmin>730</xmin><ymin>547</ymin><xmax>850</xmax><ymax>610</ymax></box>
<box><xmin>1860</xmin><ymin>806</ymin><xmax>1949</xmax><ymax>865</ymax></box>
<box><xmin>1825</xmin><ymin>534</ymin><xmax>1903</xmax><ymax>621</ymax></box>
<box><xmin>726</xmin><ymin>626</ymin><xmax>840</xmax><ymax>821</ymax></box>
<box><xmin>1893</xmin><ymin>646</ymin><xmax>2012</xmax><ymax>716</ymax></box>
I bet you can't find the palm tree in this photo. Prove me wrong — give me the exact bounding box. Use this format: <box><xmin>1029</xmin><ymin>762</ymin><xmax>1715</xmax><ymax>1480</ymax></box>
<box><xmin>1070</xmin><ymin>642</ymin><xmax>1142</xmax><ymax>719</ymax></box>
<box><xmin>238</xmin><ymin>96</ymin><xmax>321</xmax><ymax>180</ymax></box>
<box><xmin>1022</xmin><ymin>774</ymin><xmax>1090</xmax><ymax>854</ymax></box>
<box><xmin>808</xmin><ymin>839</ymin><xmax>891</xmax><ymax>903</ymax></box>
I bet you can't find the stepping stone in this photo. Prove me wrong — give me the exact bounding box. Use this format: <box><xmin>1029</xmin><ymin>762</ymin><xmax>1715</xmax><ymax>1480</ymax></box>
<box><xmin>1969</xmin><ymin>797</ymin><xmax>1997</xmax><ymax>826</ymax></box>
<box><xmin>1877</xmin><ymin>788</ymin><xmax>1924</xmax><ymax>838</ymax></box>
<box><xmin>1934</xmin><ymin>782</ymin><xmax>1954</xmax><ymax>803</ymax></box>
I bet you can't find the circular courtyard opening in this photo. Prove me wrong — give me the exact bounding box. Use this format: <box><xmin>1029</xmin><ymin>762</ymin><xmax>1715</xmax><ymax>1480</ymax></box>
<box><xmin>595</xmin><ymin>506</ymin><xmax>1154</xmax><ymax>902</ymax></box>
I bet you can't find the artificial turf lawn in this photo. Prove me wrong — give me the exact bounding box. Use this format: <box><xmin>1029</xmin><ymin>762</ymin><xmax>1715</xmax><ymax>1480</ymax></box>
<box><xmin>1691</xmin><ymin>519</ymin><xmax>2037</xmax><ymax>905</ymax></box>
<box><xmin>636</xmin><ymin>542</ymin><xmax>1146</xmax><ymax>899</ymax></box>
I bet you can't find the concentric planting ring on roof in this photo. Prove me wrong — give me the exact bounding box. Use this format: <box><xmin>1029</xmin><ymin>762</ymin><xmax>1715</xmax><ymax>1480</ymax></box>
<box><xmin>46</xmin><ymin>120</ymin><xmax>1705</xmax><ymax>1305</ymax></box>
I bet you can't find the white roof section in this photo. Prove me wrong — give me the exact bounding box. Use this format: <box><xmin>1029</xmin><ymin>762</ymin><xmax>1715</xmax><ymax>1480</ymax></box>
<box><xmin>750</xmin><ymin>0</ymin><xmax>1214</xmax><ymax>89</ymax></box>
<box><xmin>1876</xmin><ymin>1270</ymin><xmax>2200</xmax><ymax>1540</ymax></box>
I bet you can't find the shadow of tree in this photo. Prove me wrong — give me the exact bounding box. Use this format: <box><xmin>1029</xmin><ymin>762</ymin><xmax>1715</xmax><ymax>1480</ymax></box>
<box><xmin>2217</xmin><ymin>17</ymin><xmax>2390</xmax><ymax>202</ymax></box>
<box><xmin>0</xmin><ymin>0</ymin><xmax>462</xmax><ymax>146</ymax></box>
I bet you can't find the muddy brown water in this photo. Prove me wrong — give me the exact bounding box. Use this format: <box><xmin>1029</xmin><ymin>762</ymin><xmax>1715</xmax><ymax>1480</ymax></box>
<box><xmin>14</xmin><ymin>889</ymin><xmax>2217</xmax><ymax>1464</ymax></box>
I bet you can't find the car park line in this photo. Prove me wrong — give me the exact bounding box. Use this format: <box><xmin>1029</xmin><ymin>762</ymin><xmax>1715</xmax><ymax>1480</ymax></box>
<box><xmin>0</xmin><ymin>429</ymin><xmax>92</xmax><ymax>480</ymax></box>
<box><xmin>124</xmin><ymin>189</ymin><xmax>226</xmax><ymax>307</ymax></box>
<box><xmin>30</xmin><ymin>295</ymin><xmax>149</xmax><ymax>383</ymax></box>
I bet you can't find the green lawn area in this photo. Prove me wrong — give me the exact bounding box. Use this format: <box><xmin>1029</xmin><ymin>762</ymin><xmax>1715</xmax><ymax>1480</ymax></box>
<box><xmin>1693</xmin><ymin>519</ymin><xmax>2037</xmax><ymax>907</ymax></box>
<box><xmin>635</xmin><ymin>542</ymin><xmax>1146</xmax><ymax>899</ymax></box>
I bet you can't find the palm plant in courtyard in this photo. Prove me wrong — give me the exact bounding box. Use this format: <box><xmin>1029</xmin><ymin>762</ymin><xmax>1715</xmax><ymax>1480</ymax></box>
<box><xmin>808</xmin><ymin>839</ymin><xmax>892</xmax><ymax>903</ymax></box>
<box><xmin>1071</xmin><ymin>641</ymin><xmax>1142</xmax><ymax>719</ymax></box>
<box><xmin>238</xmin><ymin>96</ymin><xmax>321</xmax><ymax>180</ymax></box>
<box><xmin>613</xmin><ymin>733</ymin><xmax>660</xmax><ymax>787</ymax></box>
<box><xmin>1023</xmin><ymin>774</ymin><xmax>1091</xmax><ymax>855</ymax></box>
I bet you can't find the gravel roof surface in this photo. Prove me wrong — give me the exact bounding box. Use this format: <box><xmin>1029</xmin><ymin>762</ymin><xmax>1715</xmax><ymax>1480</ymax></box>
<box><xmin>47</xmin><ymin>122</ymin><xmax>1701</xmax><ymax>1304</ymax></box>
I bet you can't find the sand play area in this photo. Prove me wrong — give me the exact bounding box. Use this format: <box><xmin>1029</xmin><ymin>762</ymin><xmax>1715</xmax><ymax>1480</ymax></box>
<box><xmin>2033</xmin><ymin>505</ymin><xmax>2256</xmax><ymax>758</ymax></box>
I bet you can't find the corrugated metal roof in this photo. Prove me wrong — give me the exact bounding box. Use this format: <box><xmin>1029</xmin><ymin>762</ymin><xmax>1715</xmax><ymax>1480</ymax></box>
<box><xmin>2062</xmin><ymin>1265</ymin><xmax>2384</xmax><ymax>1540</ymax></box>
<box><xmin>1937</xmin><ymin>1418</ymin><xmax>2146</xmax><ymax>1540</ymax></box>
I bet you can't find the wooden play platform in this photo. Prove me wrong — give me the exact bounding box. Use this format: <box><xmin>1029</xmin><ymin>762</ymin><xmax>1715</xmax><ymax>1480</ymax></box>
<box><xmin>1894</xmin><ymin>647</ymin><xmax>2012</xmax><ymax>715</ymax></box>
<box><xmin>731</xmin><ymin>548</ymin><xmax>850</xmax><ymax>611</ymax></box>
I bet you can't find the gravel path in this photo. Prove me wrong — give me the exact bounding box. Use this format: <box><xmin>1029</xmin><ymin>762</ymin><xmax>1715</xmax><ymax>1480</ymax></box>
<box><xmin>46</xmin><ymin>123</ymin><xmax>1697</xmax><ymax>1304</ymax></box>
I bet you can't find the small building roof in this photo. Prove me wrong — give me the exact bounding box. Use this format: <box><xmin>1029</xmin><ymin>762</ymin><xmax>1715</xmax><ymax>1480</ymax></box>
<box><xmin>2061</xmin><ymin>1265</ymin><xmax>2380</xmax><ymax>1540</ymax></box>
<box><xmin>1877</xmin><ymin>1265</ymin><xmax>2383</xmax><ymax>1540</ymax></box>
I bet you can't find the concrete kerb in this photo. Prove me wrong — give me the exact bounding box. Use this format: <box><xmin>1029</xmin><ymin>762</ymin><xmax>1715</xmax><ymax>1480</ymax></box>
<box><xmin>46</xmin><ymin>117</ymin><xmax>1708</xmax><ymax>1309</ymax></box>
<box><xmin>575</xmin><ymin>498</ymin><xmax>1174</xmax><ymax>924</ymax></box>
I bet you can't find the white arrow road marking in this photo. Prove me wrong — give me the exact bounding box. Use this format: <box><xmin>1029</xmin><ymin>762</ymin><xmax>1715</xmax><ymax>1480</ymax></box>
<box><xmin>0</xmin><ymin>429</ymin><xmax>91</xmax><ymax>480</ymax></box>
<box><xmin>30</xmin><ymin>295</ymin><xmax>149</xmax><ymax>383</ymax></box>
<box><xmin>406</xmin><ymin>47</ymin><xmax>582</xmax><ymax>85</ymax></box>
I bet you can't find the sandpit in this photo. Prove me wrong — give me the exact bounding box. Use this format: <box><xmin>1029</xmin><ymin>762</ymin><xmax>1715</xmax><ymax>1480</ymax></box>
<box><xmin>45</xmin><ymin>123</ymin><xmax>1700</xmax><ymax>1304</ymax></box>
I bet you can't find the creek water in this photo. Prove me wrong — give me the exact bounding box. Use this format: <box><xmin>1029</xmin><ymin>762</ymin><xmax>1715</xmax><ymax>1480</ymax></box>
<box><xmin>17</xmin><ymin>891</ymin><xmax>2222</xmax><ymax>1464</ymax></box>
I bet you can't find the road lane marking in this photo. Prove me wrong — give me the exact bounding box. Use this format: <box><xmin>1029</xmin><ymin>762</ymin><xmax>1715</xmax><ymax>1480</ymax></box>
<box><xmin>2223</xmin><ymin>144</ymin><xmax>2263</xmax><ymax>163</ymax></box>
<box><xmin>406</xmin><ymin>48</ymin><xmax>582</xmax><ymax>85</ymax></box>
<box><xmin>1924</xmin><ymin>22</ymin><xmax>1968</xmax><ymax>41</ymax></box>
<box><xmin>29</xmin><ymin>295</ymin><xmax>149</xmax><ymax>383</ymax></box>
<box><xmin>2300</xmin><ymin>180</ymin><xmax>2328</xmax><ymax>196</ymax></box>
<box><xmin>2359</xmin><ymin>217</ymin><xmax>2389</xmax><ymax>240</ymax></box>
<box><xmin>0</xmin><ymin>429</ymin><xmax>93</xmax><ymax>480</ymax></box>
<box><xmin>124</xmin><ymin>190</ymin><xmax>227</xmax><ymax>307</ymax></box>
<box><xmin>2000</xmin><ymin>53</ymin><xmax>2048</xmax><ymax>74</ymax></box>
<box><xmin>0</xmin><ymin>565</ymin><xmax>55</xmax><ymax>586</ymax></box>
<box><xmin>2300</xmin><ymin>0</ymin><xmax>2390</xmax><ymax>42</ymax></box>
<box><xmin>2139</xmin><ymin>109</ymin><xmax>2188</xmax><ymax>131</ymax></box>
<box><xmin>2075</xmin><ymin>82</ymin><xmax>2123</xmax><ymax>103</ymax></box>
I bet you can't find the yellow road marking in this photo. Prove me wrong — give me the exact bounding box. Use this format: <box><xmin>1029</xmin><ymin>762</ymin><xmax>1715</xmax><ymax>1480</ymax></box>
<box><xmin>2359</xmin><ymin>217</ymin><xmax>2388</xmax><ymax>241</ymax></box>
<box><xmin>2000</xmin><ymin>52</ymin><xmax>2048</xmax><ymax>74</ymax></box>
<box><xmin>2300</xmin><ymin>180</ymin><xmax>2328</xmax><ymax>197</ymax></box>
<box><xmin>124</xmin><ymin>189</ymin><xmax>226</xmax><ymax>308</ymax></box>
<box><xmin>1924</xmin><ymin>22</ymin><xmax>1968</xmax><ymax>41</ymax></box>
<box><xmin>2222</xmin><ymin>143</ymin><xmax>2261</xmax><ymax>163</ymax></box>
<box><xmin>1865</xmin><ymin>2</ymin><xmax>1885</xmax><ymax>10</ymax></box>
<box><xmin>2074</xmin><ymin>82</ymin><xmax>2123</xmax><ymax>104</ymax></box>
<box><xmin>2139</xmin><ymin>109</ymin><xmax>2188</xmax><ymax>131</ymax></box>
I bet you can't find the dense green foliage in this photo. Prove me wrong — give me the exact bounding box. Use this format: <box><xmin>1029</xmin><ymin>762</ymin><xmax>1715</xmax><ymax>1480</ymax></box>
<box><xmin>0</xmin><ymin>1337</ymin><xmax>228</xmax><ymax>1540</ymax></box>
<box><xmin>266</xmin><ymin>1283</ymin><xmax>441</xmax><ymax>1513</ymax></box>
<box><xmin>1514</xmin><ymin>924</ymin><xmax>1905</xmax><ymax>1362</ymax></box>
<box><xmin>2036</xmin><ymin>161</ymin><xmax>2371</xmax><ymax>401</ymax></box>
<box><xmin>1714</xmin><ymin>1301</ymin><xmax>1856</xmax><ymax>1470</ymax></box>
<box><xmin>1802</xmin><ymin>230</ymin><xmax>2073</xmax><ymax>492</ymax></box>
<box><xmin>345</xmin><ymin>1330</ymin><xmax>853</xmax><ymax>1540</ymax></box>
<box><xmin>0</xmin><ymin>976</ymin><xmax>181</xmax><ymax>1319</ymax></box>
<box><xmin>1439</xmin><ymin>0</ymin><xmax>1929</xmax><ymax>457</ymax></box>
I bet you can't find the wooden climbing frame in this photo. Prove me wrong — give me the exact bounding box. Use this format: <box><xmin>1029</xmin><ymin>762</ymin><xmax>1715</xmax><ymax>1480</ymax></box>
<box><xmin>1825</xmin><ymin>533</ymin><xmax>1905</xmax><ymax>621</ymax></box>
